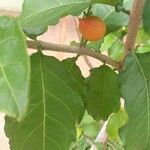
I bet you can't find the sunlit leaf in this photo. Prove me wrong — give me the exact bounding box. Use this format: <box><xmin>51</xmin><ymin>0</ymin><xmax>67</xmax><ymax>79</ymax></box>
<box><xmin>19</xmin><ymin>0</ymin><xmax>91</xmax><ymax>37</ymax></box>
<box><xmin>0</xmin><ymin>16</ymin><xmax>30</xmax><ymax>120</ymax></box>
<box><xmin>107</xmin><ymin>108</ymin><xmax>128</xmax><ymax>140</ymax></box>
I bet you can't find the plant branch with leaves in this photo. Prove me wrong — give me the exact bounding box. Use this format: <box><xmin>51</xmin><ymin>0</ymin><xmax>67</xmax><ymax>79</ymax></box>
<box><xmin>0</xmin><ymin>0</ymin><xmax>150</xmax><ymax>150</ymax></box>
<box><xmin>27</xmin><ymin>40</ymin><xmax>120</xmax><ymax>69</ymax></box>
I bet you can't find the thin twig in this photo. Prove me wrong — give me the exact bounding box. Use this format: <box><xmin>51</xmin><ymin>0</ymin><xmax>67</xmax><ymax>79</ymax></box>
<box><xmin>27</xmin><ymin>40</ymin><xmax>120</xmax><ymax>70</ymax></box>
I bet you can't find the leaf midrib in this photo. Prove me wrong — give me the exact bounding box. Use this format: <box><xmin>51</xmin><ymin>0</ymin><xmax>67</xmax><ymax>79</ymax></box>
<box><xmin>39</xmin><ymin>56</ymin><xmax>64</xmax><ymax>150</ymax></box>
<box><xmin>39</xmin><ymin>55</ymin><xmax>46</xmax><ymax>150</ymax></box>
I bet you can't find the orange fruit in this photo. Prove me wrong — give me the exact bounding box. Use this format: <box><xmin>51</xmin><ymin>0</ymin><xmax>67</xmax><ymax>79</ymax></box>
<box><xmin>79</xmin><ymin>16</ymin><xmax>106</xmax><ymax>41</ymax></box>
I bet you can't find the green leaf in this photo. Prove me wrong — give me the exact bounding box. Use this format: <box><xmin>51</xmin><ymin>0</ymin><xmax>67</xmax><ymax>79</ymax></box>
<box><xmin>119</xmin><ymin>52</ymin><xmax>150</xmax><ymax>149</ymax></box>
<box><xmin>69</xmin><ymin>136</ymin><xmax>90</xmax><ymax>150</ymax></box>
<box><xmin>19</xmin><ymin>0</ymin><xmax>91</xmax><ymax>29</ymax></box>
<box><xmin>136</xmin><ymin>28</ymin><xmax>150</xmax><ymax>44</ymax></box>
<box><xmin>5</xmin><ymin>52</ymin><xmax>85</xmax><ymax>150</ymax></box>
<box><xmin>95</xmin><ymin>142</ymin><xmax>104</xmax><ymax>149</ymax></box>
<box><xmin>92</xmin><ymin>4</ymin><xmax>129</xmax><ymax>33</ymax></box>
<box><xmin>87</xmin><ymin>39</ymin><xmax>103</xmax><ymax>51</ymax></box>
<box><xmin>70</xmin><ymin>111</ymin><xmax>101</xmax><ymax>150</ymax></box>
<box><xmin>137</xmin><ymin>45</ymin><xmax>150</xmax><ymax>53</ymax></box>
<box><xmin>106</xmin><ymin>108</ymin><xmax>128</xmax><ymax>140</ymax></box>
<box><xmin>108</xmin><ymin>40</ymin><xmax>124</xmax><ymax>61</ymax></box>
<box><xmin>100</xmin><ymin>32</ymin><xmax>124</xmax><ymax>61</ymax></box>
<box><xmin>23</xmin><ymin>26</ymin><xmax>48</xmax><ymax>39</ymax></box>
<box><xmin>61</xmin><ymin>57</ymin><xmax>87</xmax><ymax>107</ymax></box>
<box><xmin>101</xmin><ymin>33</ymin><xmax>118</xmax><ymax>51</ymax></box>
<box><xmin>143</xmin><ymin>0</ymin><xmax>150</xmax><ymax>35</ymax></box>
<box><xmin>80</xmin><ymin>111</ymin><xmax>100</xmax><ymax>138</ymax></box>
<box><xmin>0</xmin><ymin>16</ymin><xmax>30</xmax><ymax>121</ymax></box>
<box><xmin>87</xmin><ymin>28</ymin><xmax>126</xmax><ymax>52</ymax></box>
<box><xmin>123</xmin><ymin>0</ymin><xmax>133</xmax><ymax>10</ymax></box>
<box><xmin>92</xmin><ymin>0</ymin><xmax>122</xmax><ymax>6</ymax></box>
<box><xmin>108</xmin><ymin>140</ymin><xmax>124</xmax><ymax>150</ymax></box>
<box><xmin>87</xmin><ymin>65</ymin><xmax>120</xmax><ymax>121</ymax></box>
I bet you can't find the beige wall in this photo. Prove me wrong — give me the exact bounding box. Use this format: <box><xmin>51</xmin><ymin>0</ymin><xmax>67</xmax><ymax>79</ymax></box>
<box><xmin>0</xmin><ymin>0</ymin><xmax>23</xmax><ymax>11</ymax></box>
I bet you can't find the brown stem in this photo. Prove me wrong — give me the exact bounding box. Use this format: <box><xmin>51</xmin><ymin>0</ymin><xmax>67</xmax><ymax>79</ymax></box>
<box><xmin>120</xmin><ymin>0</ymin><xmax>145</xmax><ymax>68</ymax></box>
<box><xmin>124</xmin><ymin>0</ymin><xmax>145</xmax><ymax>55</ymax></box>
<box><xmin>27</xmin><ymin>40</ymin><xmax>120</xmax><ymax>70</ymax></box>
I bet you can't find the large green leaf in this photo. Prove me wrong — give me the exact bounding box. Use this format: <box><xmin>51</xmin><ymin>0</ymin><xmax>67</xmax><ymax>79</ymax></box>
<box><xmin>119</xmin><ymin>52</ymin><xmax>150</xmax><ymax>149</ymax></box>
<box><xmin>19</xmin><ymin>0</ymin><xmax>91</xmax><ymax>29</ymax></box>
<box><xmin>92</xmin><ymin>4</ymin><xmax>129</xmax><ymax>33</ymax></box>
<box><xmin>0</xmin><ymin>16</ymin><xmax>30</xmax><ymax>121</ymax></box>
<box><xmin>86</xmin><ymin>65</ymin><xmax>120</xmax><ymax>121</ymax></box>
<box><xmin>5</xmin><ymin>52</ymin><xmax>84</xmax><ymax>150</ymax></box>
<box><xmin>143</xmin><ymin>0</ymin><xmax>150</xmax><ymax>35</ymax></box>
<box><xmin>61</xmin><ymin>57</ymin><xmax>87</xmax><ymax>107</ymax></box>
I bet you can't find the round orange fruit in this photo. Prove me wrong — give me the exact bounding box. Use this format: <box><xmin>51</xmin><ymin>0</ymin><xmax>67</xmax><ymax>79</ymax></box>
<box><xmin>79</xmin><ymin>16</ymin><xmax>106</xmax><ymax>41</ymax></box>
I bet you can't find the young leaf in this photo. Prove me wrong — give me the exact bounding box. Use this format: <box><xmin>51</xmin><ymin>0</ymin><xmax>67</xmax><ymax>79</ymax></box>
<box><xmin>0</xmin><ymin>16</ymin><xmax>30</xmax><ymax>121</ymax></box>
<box><xmin>80</xmin><ymin>111</ymin><xmax>100</xmax><ymax>138</ymax></box>
<box><xmin>101</xmin><ymin>33</ymin><xmax>124</xmax><ymax>61</ymax></box>
<box><xmin>5</xmin><ymin>52</ymin><xmax>85</xmax><ymax>150</ymax></box>
<box><xmin>19</xmin><ymin>0</ymin><xmax>91</xmax><ymax>29</ymax></box>
<box><xmin>61</xmin><ymin>57</ymin><xmax>87</xmax><ymax>107</ymax></box>
<box><xmin>86</xmin><ymin>65</ymin><xmax>120</xmax><ymax>121</ymax></box>
<box><xmin>106</xmin><ymin>108</ymin><xmax>128</xmax><ymax>140</ymax></box>
<box><xmin>119</xmin><ymin>52</ymin><xmax>150</xmax><ymax>149</ymax></box>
